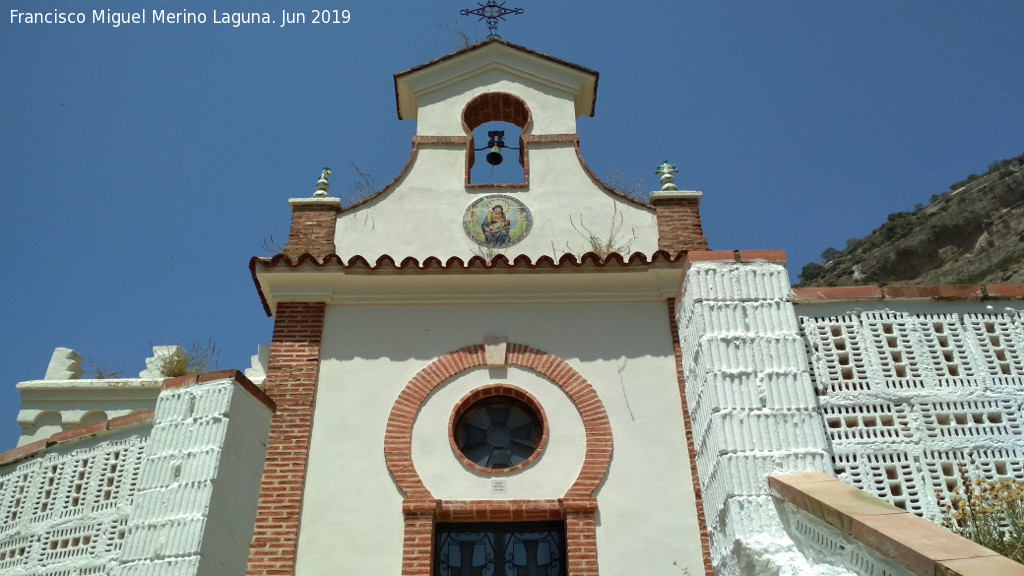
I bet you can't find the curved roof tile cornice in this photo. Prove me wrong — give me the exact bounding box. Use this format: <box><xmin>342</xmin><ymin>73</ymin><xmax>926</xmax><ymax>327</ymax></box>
<box><xmin>253</xmin><ymin>249</ymin><xmax>686</xmax><ymax>272</ymax></box>
<box><xmin>250</xmin><ymin>250</ymin><xmax>690</xmax><ymax>316</ymax></box>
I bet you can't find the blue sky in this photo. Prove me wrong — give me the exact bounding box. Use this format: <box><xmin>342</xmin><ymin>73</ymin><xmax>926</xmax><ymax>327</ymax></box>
<box><xmin>1</xmin><ymin>1</ymin><xmax>1022</xmax><ymax>449</ymax></box>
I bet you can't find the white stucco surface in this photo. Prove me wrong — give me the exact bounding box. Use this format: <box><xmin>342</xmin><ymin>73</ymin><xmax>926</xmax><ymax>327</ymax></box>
<box><xmin>415</xmin><ymin>74</ymin><xmax>580</xmax><ymax>136</ymax></box>
<box><xmin>678</xmin><ymin>262</ymin><xmax>834</xmax><ymax>575</ymax></box>
<box><xmin>297</xmin><ymin>299</ymin><xmax>706</xmax><ymax>576</ymax></box>
<box><xmin>395</xmin><ymin>41</ymin><xmax>597</xmax><ymax>128</ymax></box>
<box><xmin>334</xmin><ymin>145</ymin><xmax>657</xmax><ymax>263</ymax></box>
<box><xmin>333</xmin><ymin>40</ymin><xmax>657</xmax><ymax>265</ymax></box>
<box><xmin>15</xmin><ymin>378</ymin><xmax>162</xmax><ymax>446</ymax></box>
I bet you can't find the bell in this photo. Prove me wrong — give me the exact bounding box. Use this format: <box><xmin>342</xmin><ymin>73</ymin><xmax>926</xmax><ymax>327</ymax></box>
<box><xmin>486</xmin><ymin>145</ymin><xmax>503</xmax><ymax>166</ymax></box>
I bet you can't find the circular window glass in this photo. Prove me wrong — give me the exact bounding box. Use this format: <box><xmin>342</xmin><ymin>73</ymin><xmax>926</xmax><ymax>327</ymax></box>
<box><xmin>453</xmin><ymin>396</ymin><xmax>542</xmax><ymax>470</ymax></box>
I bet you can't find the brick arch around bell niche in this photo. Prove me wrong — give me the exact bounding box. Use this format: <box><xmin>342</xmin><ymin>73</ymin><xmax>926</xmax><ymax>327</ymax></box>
<box><xmin>462</xmin><ymin>92</ymin><xmax>532</xmax><ymax>186</ymax></box>
<box><xmin>384</xmin><ymin>342</ymin><xmax>612</xmax><ymax>502</ymax></box>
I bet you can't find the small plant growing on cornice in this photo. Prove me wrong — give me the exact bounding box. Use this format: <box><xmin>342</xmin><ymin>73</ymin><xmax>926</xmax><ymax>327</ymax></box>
<box><xmin>436</xmin><ymin>20</ymin><xmax>475</xmax><ymax>50</ymax></box>
<box><xmin>87</xmin><ymin>357</ymin><xmax>124</xmax><ymax>380</ymax></box>
<box><xmin>567</xmin><ymin>203</ymin><xmax>637</xmax><ymax>259</ymax></box>
<box><xmin>470</xmin><ymin>244</ymin><xmax>507</xmax><ymax>264</ymax></box>
<box><xmin>261</xmin><ymin>234</ymin><xmax>285</xmax><ymax>256</ymax></box>
<box><xmin>159</xmin><ymin>340</ymin><xmax>219</xmax><ymax>378</ymax></box>
<box><xmin>940</xmin><ymin>464</ymin><xmax>1024</xmax><ymax>563</ymax></box>
<box><xmin>605</xmin><ymin>168</ymin><xmax>648</xmax><ymax>202</ymax></box>
<box><xmin>348</xmin><ymin>161</ymin><xmax>377</xmax><ymax>202</ymax></box>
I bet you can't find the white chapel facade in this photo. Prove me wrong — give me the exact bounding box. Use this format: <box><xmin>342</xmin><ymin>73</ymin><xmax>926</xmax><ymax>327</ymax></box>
<box><xmin>248</xmin><ymin>39</ymin><xmax>711</xmax><ymax>576</ymax></box>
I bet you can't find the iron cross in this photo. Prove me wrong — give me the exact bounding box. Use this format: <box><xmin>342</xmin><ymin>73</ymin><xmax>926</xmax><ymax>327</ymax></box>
<box><xmin>460</xmin><ymin>1</ymin><xmax>524</xmax><ymax>39</ymax></box>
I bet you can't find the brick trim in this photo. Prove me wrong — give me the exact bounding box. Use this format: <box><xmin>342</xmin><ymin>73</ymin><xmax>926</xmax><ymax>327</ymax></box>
<box><xmin>792</xmin><ymin>285</ymin><xmax>885</xmax><ymax>302</ymax></box>
<box><xmin>522</xmin><ymin>133</ymin><xmax>578</xmax><ymax>144</ymax></box>
<box><xmin>437</xmin><ymin>499</ymin><xmax>566</xmax><ymax>522</ymax></box>
<box><xmin>284</xmin><ymin>199</ymin><xmax>341</xmax><ymax>261</ymax></box>
<box><xmin>650</xmin><ymin>193</ymin><xmax>708</xmax><ymax>253</ymax></box>
<box><xmin>385</xmin><ymin>343</ymin><xmax>610</xmax><ymax>576</ymax></box>
<box><xmin>401</xmin><ymin>503</ymin><xmax>439</xmax><ymax>576</ymax></box>
<box><xmin>461</xmin><ymin>92</ymin><xmax>531</xmax><ymax>186</ymax></box>
<box><xmin>412</xmin><ymin>135</ymin><xmax>469</xmax><ymax>146</ymax></box>
<box><xmin>565</xmin><ymin>512</ymin><xmax>599</xmax><ymax>576</ymax></box>
<box><xmin>247</xmin><ymin>301</ymin><xmax>327</xmax><ymax>576</ymax></box>
<box><xmin>792</xmin><ymin>283</ymin><xmax>1024</xmax><ymax>303</ymax></box>
<box><xmin>461</xmin><ymin>92</ymin><xmax>532</xmax><ymax>134</ymax></box>
<box><xmin>769</xmin><ymin>473</ymin><xmax>1024</xmax><ymax>575</ymax></box>
<box><xmin>162</xmin><ymin>370</ymin><xmax>276</xmax><ymax>412</ymax></box>
<box><xmin>427</xmin><ymin>498</ymin><xmax>596</xmax><ymax>576</ymax></box>
<box><xmin>447</xmin><ymin>384</ymin><xmax>549</xmax><ymax>476</ymax></box>
<box><xmin>667</xmin><ymin>299</ymin><xmax>715</xmax><ymax>576</ymax></box>
<box><xmin>384</xmin><ymin>343</ymin><xmax>612</xmax><ymax>501</ymax></box>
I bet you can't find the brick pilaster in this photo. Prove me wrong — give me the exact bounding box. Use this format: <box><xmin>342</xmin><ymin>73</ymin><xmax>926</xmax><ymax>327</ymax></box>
<box><xmin>246</xmin><ymin>301</ymin><xmax>327</xmax><ymax>576</ymax></box>
<box><xmin>667</xmin><ymin>298</ymin><xmax>715</xmax><ymax>576</ymax></box>
<box><xmin>650</xmin><ymin>190</ymin><xmax>708</xmax><ymax>253</ymax></box>
<box><xmin>283</xmin><ymin>198</ymin><xmax>341</xmax><ymax>260</ymax></box>
<box><xmin>401</xmin><ymin>500</ymin><xmax>439</xmax><ymax>576</ymax></box>
<box><xmin>563</xmin><ymin>503</ymin><xmax>599</xmax><ymax>576</ymax></box>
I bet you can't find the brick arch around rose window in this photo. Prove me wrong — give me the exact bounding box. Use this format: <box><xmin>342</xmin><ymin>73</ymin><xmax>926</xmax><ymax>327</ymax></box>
<box><xmin>462</xmin><ymin>92</ymin><xmax>532</xmax><ymax>187</ymax></box>
<box><xmin>384</xmin><ymin>342</ymin><xmax>611</xmax><ymax>576</ymax></box>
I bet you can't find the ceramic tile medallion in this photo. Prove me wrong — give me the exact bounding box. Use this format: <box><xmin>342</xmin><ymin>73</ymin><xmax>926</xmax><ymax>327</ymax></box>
<box><xmin>463</xmin><ymin>194</ymin><xmax>532</xmax><ymax>248</ymax></box>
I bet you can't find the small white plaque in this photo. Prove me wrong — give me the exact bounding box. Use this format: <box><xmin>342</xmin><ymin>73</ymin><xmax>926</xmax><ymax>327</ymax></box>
<box><xmin>491</xmin><ymin>479</ymin><xmax>507</xmax><ymax>495</ymax></box>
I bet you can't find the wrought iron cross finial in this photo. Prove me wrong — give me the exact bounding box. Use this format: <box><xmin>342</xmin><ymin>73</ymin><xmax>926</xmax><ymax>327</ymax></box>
<box><xmin>314</xmin><ymin>166</ymin><xmax>331</xmax><ymax>197</ymax></box>
<box><xmin>656</xmin><ymin>160</ymin><xmax>679</xmax><ymax>191</ymax></box>
<box><xmin>460</xmin><ymin>1</ymin><xmax>523</xmax><ymax>39</ymax></box>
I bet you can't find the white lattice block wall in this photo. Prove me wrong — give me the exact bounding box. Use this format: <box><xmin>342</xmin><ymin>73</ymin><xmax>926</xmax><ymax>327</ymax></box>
<box><xmin>120</xmin><ymin>375</ymin><xmax>273</xmax><ymax>576</ymax></box>
<box><xmin>678</xmin><ymin>262</ymin><xmax>832</xmax><ymax>574</ymax></box>
<box><xmin>0</xmin><ymin>429</ymin><xmax>148</xmax><ymax>576</ymax></box>
<box><xmin>679</xmin><ymin>263</ymin><xmax>792</xmax><ymax>312</ymax></box>
<box><xmin>709</xmin><ymin>495</ymin><xmax>787</xmax><ymax>570</ymax></box>
<box><xmin>777</xmin><ymin>501</ymin><xmax>911</xmax><ymax>576</ymax></box>
<box><xmin>0</xmin><ymin>372</ymin><xmax>273</xmax><ymax>576</ymax></box>
<box><xmin>710</xmin><ymin>494</ymin><xmax>888</xmax><ymax>576</ymax></box>
<box><xmin>801</xmin><ymin>305</ymin><xmax>1024</xmax><ymax>523</ymax></box>
<box><xmin>700</xmin><ymin>451</ymin><xmax>831</xmax><ymax>528</ymax></box>
<box><xmin>694</xmin><ymin>411</ymin><xmax>829</xmax><ymax>482</ymax></box>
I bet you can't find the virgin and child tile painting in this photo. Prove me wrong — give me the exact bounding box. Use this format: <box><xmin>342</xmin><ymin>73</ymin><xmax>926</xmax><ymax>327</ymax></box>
<box><xmin>463</xmin><ymin>194</ymin><xmax>533</xmax><ymax>249</ymax></box>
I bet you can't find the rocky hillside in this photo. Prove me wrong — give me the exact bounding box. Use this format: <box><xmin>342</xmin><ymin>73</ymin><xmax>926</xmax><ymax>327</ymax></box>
<box><xmin>799</xmin><ymin>154</ymin><xmax>1024</xmax><ymax>287</ymax></box>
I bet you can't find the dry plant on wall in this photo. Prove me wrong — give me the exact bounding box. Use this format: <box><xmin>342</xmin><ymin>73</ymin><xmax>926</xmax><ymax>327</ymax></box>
<box><xmin>605</xmin><ymin>168</ymin><xmax>649</xmax><ymax>203</ymax></box>
<box><xmin>436</xmin><ymin>20</ymin><xmax>476</xmax><ymax>50</ymax></box>
<box><xmin>159</xmin><ymin>340</ymin><xmax>220</xmax><ymax>378</ymax></box>
<box><xmin>671</xmin><ymin>561</ymin><xmax>691</xmax><ymax>575</ymax></box>
<box><xmin>940</xmin><ymin>464</ymin><xmax>1024</xmax><ymax>563</ymax></box>
<box><xmin>87</xmin><ymin>357</ymin><xmax>124</xmax><ymax>379</ymax></box>
<box><xmin>562</xmin><ymin>203</ymin><xmax>638</xmax><ymax>259</ymax></box>
<box><xmin>261</xmin><ymin>234</ymin><xmax>285</xmax><ymax>256</ymax></box>
<box><xmin>349</xmin><ymin>162</ymin><xmax>376</xmax><ymax>202</ymax></box>
<box><xmin>471</xmin><ymin>244</ymin><xmax>507</xmax><ymax>264</ymax></box>
<box><xmin>348</xmin><ymin>162</ymin><xmax>377</xmax><ymax>229</ymax></box>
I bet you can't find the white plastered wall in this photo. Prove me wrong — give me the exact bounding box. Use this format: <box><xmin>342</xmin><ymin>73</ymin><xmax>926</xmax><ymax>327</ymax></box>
<box><xmin>15</xmin><ymin>379</ymin><xmax>162</xmax><ymax>446</ymax></box>
<box><xmin>414</xmin><ymin>73</ymin><xmax>579</xmax><ymax>136</ymax></box>
<box><xmin>334</xmin><ymin>50</ymin><xmax>657</xmax><ymax>264</ymax></box>
<box><xmin>334</xmin><ymin>144</ymin><xmax>657</xmax><ymax>263</ymax></box>
<box><xmin>414</xmin><ymin>366</ymin><xmax>586</xmax><ymax>499</ymax></box>
<box><xmin>295</xmin><ymin>300</ymin><xmax>706</xmax><ymax>576</ymax></box>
